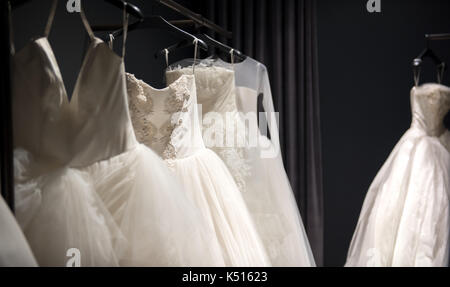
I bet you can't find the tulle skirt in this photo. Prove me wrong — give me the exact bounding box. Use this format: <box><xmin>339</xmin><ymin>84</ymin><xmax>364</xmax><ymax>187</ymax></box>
<box><xmin>242</xmin><ymin>135</ymin><xmax>316</xmax><ymax>267</ymax></box>
<box><xmin>346</xmin><ymin>129</ymin><xmax>450</xmax><ymax>267</ymax></box>
<box><xmin>14</xmin><ymin>149</ymin><xmax>124</xmax><ymax>267</ymax></box>
<box><xmin>166</xmin><ymin>148</ymin><xmax>271</xmax><ymax>267</ymax></box>
<box><xmin>14</xmin><ymin>145</ymin><xmax>226</xmax><ymax>267</ymax></box>
<box><xmin>83</xmin><ymin>144</ymin><xmax>226</xmax><ymax>267</ymax></box>
<box><xmin>0</xmin><ymin>194</ymin><xmax>37</xmax><ymax>267</ymax></box>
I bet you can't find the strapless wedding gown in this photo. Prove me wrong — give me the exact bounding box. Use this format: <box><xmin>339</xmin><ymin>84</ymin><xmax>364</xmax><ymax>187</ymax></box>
<box><xmin>126</xmin><ymin>72</ymin><xmax>270</xmax><ymax>267</ymax></box>
<box><xmin>166</xmin><ymin>66</ymin><xmax>316</xmax><ymax>266</ymax></box>
<box><xmin>346</xmin><ymin>84</ymin><xmax>450</xmax><ymax>267</ymax></box>
<box><xmin>0</xmin><ymin>196</ymin><xmax>37</xmax><ymax>267</ymax></box>
<box><xmin>12</xmin><ymin>2</ymin><xmax>223</xmax><ymax>267</ymax></box>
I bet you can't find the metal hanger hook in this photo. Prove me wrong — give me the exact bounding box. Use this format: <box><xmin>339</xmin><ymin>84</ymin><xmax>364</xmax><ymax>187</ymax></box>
<box><xmin>193</xmin><ymin>38</ymin><xmax>199</xmax><ymax>74</ymax></box>
<box><xmin>164</xmin><ymin>48</ymin><xmax>169</xmax><ymax>68</ymax></box>
<box><xmin>412</xmin><ymin>58</ymin><xmax>422</xmax><ymax>87</ymax></box>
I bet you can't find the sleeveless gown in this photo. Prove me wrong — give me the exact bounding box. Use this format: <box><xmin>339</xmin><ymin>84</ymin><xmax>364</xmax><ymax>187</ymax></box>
<box><xmin>126</xmin><ymin>72</ymin><xmax>270</xmax><ymax>267</ymax></box>
<box><xmin>166</xmin><ymin>66</ymin><xmax>316</xmax><ymax>266</ymax></box>
<box><xmin>346</xmin><ymin>84</ymin><xmax>450</xmax><ymax>267</ymax></box>
<box><xmin>12</xmin><ymin>1</ymin><xmax>224</xmax><ymax>267</ymax></box>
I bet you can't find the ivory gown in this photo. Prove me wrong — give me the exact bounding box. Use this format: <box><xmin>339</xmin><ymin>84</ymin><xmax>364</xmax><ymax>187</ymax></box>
<box><xmin>126</xmin><ymin>72</ymin><xmax>271</xmax><ymax>267</ymax></box>
<box><xmin>346</xmin><ymin>84</ymin><xmax>450</xmax><ymax>267</ymax></box>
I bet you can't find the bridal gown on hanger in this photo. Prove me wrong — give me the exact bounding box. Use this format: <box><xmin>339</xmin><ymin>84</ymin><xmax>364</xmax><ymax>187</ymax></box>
<box><xmin>166</xmin><ymin>61</ymin><xmax>316</xmax><ymax>266</ymax></box>
<box><xmin>12</xmin><ymin>0</ymin><xmax>124</xmax><ymax>267</ymax></box>
<box><xmin>126</xmin><ymin>64</ymin><xmax>270</xmax><ymax>266</ymax></box>
<box><xmin>0</xmin><ymin>196</ymin><xmax>37</xmax><ymax>267</ymax></box>
<box><xmin>12</xmin><ymin>0</ymin><xmax>224</xmax><ymax>267</ymax></box>
<box><xmin>346</xmin><ymin>83</ymin><xmax>450</xmax><ymax>267</ymax></box>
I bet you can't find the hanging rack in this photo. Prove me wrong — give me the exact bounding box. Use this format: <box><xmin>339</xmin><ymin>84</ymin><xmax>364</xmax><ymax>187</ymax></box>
<box><xmin>10</xmin><ymin>0</ymin><xmax>144</xmax><ymax>20</ymax></box>
<box><xmin>425</xmin><ymin>33</ymin><xmax>450</xmax><ymax>41</ymax></box>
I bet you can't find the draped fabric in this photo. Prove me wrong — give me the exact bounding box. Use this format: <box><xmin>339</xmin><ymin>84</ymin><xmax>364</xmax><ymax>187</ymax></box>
<box><xmin>193</xmin><ymin>0</ymin><xmax>324</xmax><ymax>265</ymax></box>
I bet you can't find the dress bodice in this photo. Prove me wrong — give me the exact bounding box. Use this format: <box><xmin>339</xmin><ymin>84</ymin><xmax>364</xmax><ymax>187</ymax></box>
<box><xmin>67</xmin><ymin>39</ymin><xmax>137</xmax><ymax>168</ymax></box>
<box><xmin>11</xmin><ymin>2</ymin><xmax>136</xmax><ymax>169</ymax></box>
<box><xmin>166</xmin><ymin>66</ymin><xmax>238</xmax><ymax>115</ymax></box>
<box><xmin>411</xmin><ymin>84</ymin><xmax>450</xmax><ymax>137</ymax></box>
<box><xmin>166</xmin><ymin>66</ymin><xmax>250</xmax><ymax>191</ymax></box>
<box><xmin>126</xmin><ymin>73</ymin><xmax>205</xmax><ymax>160</ymax></box>
<box><xmin>12</xmin><ymin>37</ymin><xmax>72</xmax><ymax>166</ymax></box>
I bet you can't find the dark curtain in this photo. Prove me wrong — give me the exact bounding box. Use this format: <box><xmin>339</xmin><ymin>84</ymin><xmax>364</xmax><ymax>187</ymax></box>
<box><xmin>193</xmin><ymin>0</ymin><xmax>324</xmax><ymax>266</ymax></box>
<box><xmin>1</xmin><ymin>1</ymin><xmax>14</xmax><ymax>212</ymax></box>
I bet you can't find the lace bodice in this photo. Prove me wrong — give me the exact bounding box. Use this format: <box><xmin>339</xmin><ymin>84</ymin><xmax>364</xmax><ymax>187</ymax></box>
<box><xmin>167</xmin><ymin>66</ymin><xmax>237</xmax><ymax>113</ymax></box>
<box><xmin>411</xmin><ymin>84</ymin><xmax>450</xmax><ymax>137</ymax></box>
<box><xmin>126</xmin><ymin>73</ymin><xmax>205</xmax><ymax>161</ymax></box>
<box><xmin>166</xmin><ymin>66</ymin><xmax>250</xmax><ymax>191</ymax></box>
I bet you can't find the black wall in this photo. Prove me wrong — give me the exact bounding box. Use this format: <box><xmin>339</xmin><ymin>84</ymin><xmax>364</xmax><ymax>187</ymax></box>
<box><xmin>317</xmin><ymin>0</ymin><xmax>450</xmax><ymax>266</ymax></box>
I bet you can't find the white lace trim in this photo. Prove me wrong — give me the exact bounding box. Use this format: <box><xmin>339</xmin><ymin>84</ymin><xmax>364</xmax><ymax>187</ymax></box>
<box><xmin>126</xmin><ymin>73</ymin><xmax>193</xmax><ymax>161</ymax></box>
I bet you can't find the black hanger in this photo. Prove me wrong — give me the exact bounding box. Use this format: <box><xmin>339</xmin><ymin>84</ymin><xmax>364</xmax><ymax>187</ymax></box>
<box><xmin>156</xmin><ymin>32</ymin><xmax>246</xmax><ymax>62</ymax></box>
<box><xmin>10</xmin><ymin>0</ymin><xmax>144</xmax><ymax>20</ymax></box>
<box><xmin>413</xmin><ymin>34</ymin><xmax>447</xmax><ymax>84</ymax></box>
<box><xmin>201</xmin><ymin>34</ymin><xmax>246</xmax><ymax>61</ymax></box>
<box><xmin>108</xmin><ymin>16</ymin><xmax>208</xmax><ymax>51</ymax></box>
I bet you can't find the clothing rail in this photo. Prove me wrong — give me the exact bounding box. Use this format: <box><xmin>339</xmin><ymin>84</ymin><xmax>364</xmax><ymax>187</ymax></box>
<box><xmin>425</xmin><ymin>33</ymin><xmax>450</xmax><ymax>41</ymax></box>
<box><xmin>92</xmin><ymin>20</ymin><xmax>198</xmax><ymax>32</ymax></box>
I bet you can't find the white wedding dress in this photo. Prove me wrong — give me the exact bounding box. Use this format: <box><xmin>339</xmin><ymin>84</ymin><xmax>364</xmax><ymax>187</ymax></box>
<box><xmin>12</xmin><ymin>1</ymin><xmax>223</xmax><ymax>267</ymax></box>
<box><xmin>0</xmin><ymin>195</ymin><xmax>37</xmax><ymax>267</ymax></box>
<box><xmin>166</xmin><ymin>64</ymin><xmax>316</xmax><ymax>266</ymax></box>
<box><xmin>346</xmin><ymin>83</ymin><xmax>450</xmax><ymax>267</ymax></box>
<box><xmin>126</xmin><ymin>72</ymin><xmax>270</xmax><ymax>267</ymax></box>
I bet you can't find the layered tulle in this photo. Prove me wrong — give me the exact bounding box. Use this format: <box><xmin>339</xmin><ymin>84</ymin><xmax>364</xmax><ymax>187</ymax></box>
<box><xmin>166</xmin><ymin>148</ymin><xmax>271</xmax><ymax>267</ymax></box>
<box><xmin>14</xmin><ymin>149</ymin><xmax>125</xmax><ymax>267</ymax></box>
<box><xmin>346</xmin><ymin>128</ymin><xmax>450</xmax><ymax>267</ymax></box>
<box><xmin>242</xmin><ymin>135</ymin><xmax>316</xmax><ymax>266</ymax></box>
<box><xmin>83</xmin><ymin>144</ymin><xmax>226</xmax><ymax>267</ymax></box>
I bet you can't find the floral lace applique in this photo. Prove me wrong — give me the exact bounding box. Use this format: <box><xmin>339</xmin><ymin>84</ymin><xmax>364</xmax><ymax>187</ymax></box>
<box><xmin>162</xmin><ymin>76</ymin><xmax>192</xmax><ymax>161</ymax></box>
<box><xmin>126</xmin><ymin>74</ymin><xmax>157</xmax><ymax>147</ymax></box>
<box><xmin>218</xmin><ymin>147</ymin><xmax>251</xmax><ymax>191</ymax></box>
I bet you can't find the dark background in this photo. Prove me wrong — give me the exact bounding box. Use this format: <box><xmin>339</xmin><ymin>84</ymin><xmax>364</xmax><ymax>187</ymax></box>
<box><xmin>9</xmin><ymin>0</ymin><xmax>450</xmax><ymax>266</ymax></box>
<box><xmin>318</xmin><ymin>0</ymin><xmax>450</xmax><ymax>266</ymax></box>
